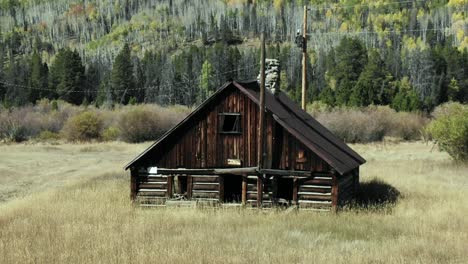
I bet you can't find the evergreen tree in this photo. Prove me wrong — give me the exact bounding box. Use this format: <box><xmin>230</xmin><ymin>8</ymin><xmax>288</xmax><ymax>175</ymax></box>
<box><xmin>319</xmin><ymin>86</ymin><xmax>335</xmax><ymax>106</ymax></box>
<box><xmin>111</xmin><ymin>43</ymin><xmax>135</xmax><ymax>104</ymax></box>
<box><xmin>29</xmin><ymin>51</ymin><xmax>48</xmax><ymax>103</ymax></box>
<box><xmin>57</xmin><ymin>50</ymin><xmax>85</xmax><ymax>104</ymax></box>
<box><xmin>49</xmin><ymin>48</ymin><xmax>84</xmax><ymax>104</ymax></box>
<box><xmin>391</xmin><ymin>77</ymin><xmax>421</xmax><ymax>112</ymax></box>
<box><xmin>327</xmin><ymin>37</ymin><xmax>367</xmax><ymax>106</ymax></box>
<box><xmin>349</xmin><ymin>50</ymin><xmax>393</xmax><ymax>107</ymax></box>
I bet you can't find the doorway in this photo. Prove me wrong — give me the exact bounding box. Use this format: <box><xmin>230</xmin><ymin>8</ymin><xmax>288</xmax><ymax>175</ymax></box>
<box><xmin>276</xmin><ymin>177</ymin><xmax>294</xmax><ymax>203</ymax></box>
<box><xmin>223</xmin><ymin>175</ymin><xmax>242</xmax><ymax>203</ymax></box>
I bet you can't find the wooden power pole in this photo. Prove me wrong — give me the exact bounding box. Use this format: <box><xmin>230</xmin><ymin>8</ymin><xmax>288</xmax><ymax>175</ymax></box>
<box><xmin>301</xmin><ymin>5</ymin><xmax>308</xmax><ymax>111</ymax></box>
<box><xmin>257</xmin><ymin>32</ymin><xmax>266</xmax><ymax>207</ymax></box>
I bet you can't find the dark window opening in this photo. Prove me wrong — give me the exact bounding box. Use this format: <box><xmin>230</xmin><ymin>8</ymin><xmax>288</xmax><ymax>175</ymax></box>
<box><xmin>219</xmin><ymin>113</ymin><xmax>241</xmax><ymax>134</ymax></box>
<box><xmin>277</xmin><ymin>178</ymin><xmax>294</xmax><ymax>203</ymax></box>
<box><xmin>223</xmin><ymin>175</ymin><xmax>242</xmax><ymax>203</ymax></box>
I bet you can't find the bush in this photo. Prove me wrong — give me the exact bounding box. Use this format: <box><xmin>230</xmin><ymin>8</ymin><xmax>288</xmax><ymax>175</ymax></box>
<box><xmin>427</xmin><ymin>102</ymin><xmax>468</xmax><ymax>161</ymax></box>
<box><xmin>118</xmin><ymin>107</ymin><xmax>163</xmax><ymax>143</ymax></box>
<box><xmin>0</xmin><ymin>118</ymin><xmax>28</xmax><ymax>142</ymax></box>
<box><xmin>102</xmin><ymin>126</ymin><xmax>120</xmax><ymax>141</ymax></box>
<box><xmin>118</xmin><ymin>105</ymin><xmax>188</xmax><ymax>143</ymax></box>
<box><xmin>62</xmin><ymin>111</ymin><xmax>103</xmax><ymax>141</ymax></box>
<box><xmin>312</xmin><ymin>106</ymin><xmax>428</xmax><ymax>143</ymax></box>
<box><xmin>37</xmin><ymin>130</ymin><xmax>61</xmax><ymax>141</ymax></box>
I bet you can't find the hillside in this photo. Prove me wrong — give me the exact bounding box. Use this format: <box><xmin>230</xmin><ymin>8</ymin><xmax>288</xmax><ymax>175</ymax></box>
<box><xmin>0</xmin><ymin>0</ymin><xmax>467</xmax><ymax>108</ymax></box>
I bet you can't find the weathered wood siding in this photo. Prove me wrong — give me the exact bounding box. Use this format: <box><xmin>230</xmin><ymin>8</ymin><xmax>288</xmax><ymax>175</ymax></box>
<box><xmin>151</xmin><ymin>88</ymin><xmax>330</xmax><ymax>172</ymax></box>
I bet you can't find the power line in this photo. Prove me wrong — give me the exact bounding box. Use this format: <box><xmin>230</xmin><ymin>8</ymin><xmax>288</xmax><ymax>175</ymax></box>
<box><xmin>307</xmin><ymin>0</ymin><xmax>453</xmax><ymax>12</ymax></box>
<box><xmin>305</xmin><ymin>26</ymin><xmax>468</xmax><ymax>37</ymax></box>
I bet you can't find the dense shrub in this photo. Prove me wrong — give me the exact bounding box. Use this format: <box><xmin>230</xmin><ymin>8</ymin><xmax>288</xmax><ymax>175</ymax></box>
<box><xmin>62</xmin><ymin>111</ymin><xmax>103</xmax><ymax>141</ymax></box>
<box><xmin>102</xmin><ymin>126</ymin><xmax>120</xmax><ymax>141</ymax></box>
<box><xmin>427</xmin><ymin>102</ymin><xmax>468</xmax><ymax>161</ymax></box>
<box><xmin>0</xmin><ymin>102</ymin><xmax>189</xmax><ymax>143</ymax></box>
<box><xmin>312</xmin><ymin>106</ymin><xmax>428</xmax><ymax>143</ymax></box>
<box><xmin>118</xmin><ymin>105</ymin><xmax>188</xmax><ymax>143</ymax></box>
<box><xmin>0</xmin><ymin>117</ymin><xmax>28</xmax><ymax>142</ymax></box>
<box><xmin>37</xmin><ymin>130</ymin><xmax>61</xmax><ymax>141</ymax></box>
<box><xmin>118</xmin><ymin>107</ymin><xmax>163</xmax><ymax>143</ymax></box>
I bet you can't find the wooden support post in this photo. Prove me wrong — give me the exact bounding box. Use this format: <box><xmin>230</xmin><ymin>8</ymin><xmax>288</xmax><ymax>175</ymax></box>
<box><xmin>187</xmin><ymin>175</ymin><xmax>193</xmax><ymax>199</ymax></box>
<box><xmin>292</xmin><ymin>177</ymin><xmax>298</xmax><ymax>205</ymax></box>
<box><xmin>272</xmin><ymin>176</ymin><xmax>278</xmax><ymax>205</ymax></box>
<box><xmin>130</xmin><ymin>168</ymin><xmax>138</xmax><ymax>201</ymax></box>
<box><xmin>167</xmin><ymin>175</ymin><xmax>173</xmax><ymax>198</ymax></box>
<box><xmin>301</xmin><ymin>5</ymin><xmax>308</xmax><ymax>110</ymax></box>
<box><xmin>258</xmin><ymin>32</ymin><xmax>266</xmax><ymax>169</ymax></box>
<box><xmin>219</xmin><ymin>175</ymin><xmax>225</xmax><ymax>203</ymax></box>
<box><xmin>242</xmin><ymin>175</ymin><xmax>247</xmax><ymax>206</ymax></box>
<box><xmin>331</xmin><ymin>171</ymin><xmax>338</xmax><ymax>213</ymax></box>
<box><xmin>257</xmin><ymin>175</ymin><xmax>263</xmax><ymax>208</ymax></box>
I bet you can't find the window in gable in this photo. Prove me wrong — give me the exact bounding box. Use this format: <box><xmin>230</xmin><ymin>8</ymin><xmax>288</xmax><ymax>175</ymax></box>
<box><xmin>219</xmin><ymin>113</ymin><xmax>242</xmax><ymax>134</ymax></box>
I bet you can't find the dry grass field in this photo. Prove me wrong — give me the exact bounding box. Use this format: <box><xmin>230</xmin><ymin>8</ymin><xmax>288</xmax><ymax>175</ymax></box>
<box><xmin>0</xmin><ymin>141</ymin><xmax>467</xmax><ymax>263</ymax></box>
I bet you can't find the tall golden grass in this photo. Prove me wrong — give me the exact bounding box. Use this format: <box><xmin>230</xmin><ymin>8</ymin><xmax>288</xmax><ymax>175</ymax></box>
<box><xmin>0</xmin><ymin>142</ymin><xmax>467</xmax><ymax>263</ymax></box>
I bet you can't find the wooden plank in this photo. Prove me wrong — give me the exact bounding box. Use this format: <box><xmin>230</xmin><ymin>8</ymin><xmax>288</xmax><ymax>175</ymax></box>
<box><xmin>192</xmin><ymin>176</ymin><xmax>219</xmax><ymax>183</ymax></box>
<box><xmin>155</xmin><ymin>167</ymin><xmax>258</xmax><ymax>175</ymax></box>
<box><xmin>298</xmin><ymin>186</ymin><xmax>331</xmax><ymax>193</ymax></box>
<box><xmin>219</xmin><ymin>175</ymin><xmax>225</xmax><ymax>202</ymax></box>
<box><xmin>293</xmin><ymin>178</ymin><xmax>298</xmax><ymax>205</ymax></box>
<box><xmin>300</xmin><ymin>177</ymin><xmax>333</xmax><ymax>185</ymax></box>
<box><xmin>193</xmin><ymin>184</ymin><xmax>220</xmax><ymax>191</ymax></box>
<box><xmin>137</xmin><ymin>191</ymin><xmax>167</xmax><ymax>197</ymax></box>
<box><xmin>138</xmin><ymin>183</ymin><xmax>167</xmax><ymax>189</ymax></box>
<box><xmin>298</xmin><ymin>194</ymin><xmax>332</xmax><ymax>201</ymax></box>
<box><xmin>331</xmin><ymin>173</ymin><xmax>338</xmax><ymax>212</ymax></box>
<box><xmin>167</xmin><ymin>176</ymin><xmax>173</xmax><ymax>198</ymax></box>
<box><xmin>242</xmin><ymin>175</ymin><xmax>247</xmax><ymax>206</ymax></box>
<box><xmin>257</xmin><ymin>176</ymin><xmax>263</xmax><ymax>208</ymax></box>
<box><xmin>130</xmin><ymin>169</ymin><xmax>138</xmax><ymax>201</ymax></box>
<box><xmin>187</xmin><ymin>175</ymin><xmax>193</xmax><ymax>199</ymax></box>
<box><xmin>138</xmin><ymin>177</ymin><xmax>168</xmax><ymax>183</ymax></box>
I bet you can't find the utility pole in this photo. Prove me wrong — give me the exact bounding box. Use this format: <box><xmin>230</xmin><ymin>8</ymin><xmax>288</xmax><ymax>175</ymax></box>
<box><xmin>257</xmin><ymin>32</ymin><xmax>266</xmax><ymax>208</ymax></box>
<box><xmin>301</xmin><ymin>5</ymin><xmax>308</xmax><ymax>111</ymax></box>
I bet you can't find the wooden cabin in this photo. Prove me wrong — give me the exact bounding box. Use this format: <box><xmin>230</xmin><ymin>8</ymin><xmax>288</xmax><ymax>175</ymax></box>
<box><xmin>124</xmin><ymin>80</ymin><xmax>365</xmax><ymax>211</ymax></box>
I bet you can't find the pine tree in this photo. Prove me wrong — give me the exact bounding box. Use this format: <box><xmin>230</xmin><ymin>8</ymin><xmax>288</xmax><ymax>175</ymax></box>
<box><xmin>57</xmin><ymin>50</ymin><xmax>85</xmax><ymax>104</ymax></box>
<box><xmin>319</xmin><ymin>86</ymin><xmax>335</xmax><ymax>106</ymax></box>
<box><xmin>329</xmin><ymin>37</ymin><xmax>367</xmax><ymax>106</ymax></box>
<box><xmin>49</xmin><ymin>48</ymin><xmax>84</xmax><ymax>104</ymax></box>
<box><xmin>391</xmin><ymin>77</ymin><xmax>421</xmax><ymax>112</ymax></box>
<box><xmin>29</xmin><ymin>51</ymin><xmax>48</xmax><ymax>103</ymax></box>
<box><xmin>111</xmin><ymin>43</ymin><xmax>135</xmax><ymax>104</ymax></box>
<box><xmin>350</xmin><ymin>50</ymin><xmax>393</xmax><ymax>107</ymax></box>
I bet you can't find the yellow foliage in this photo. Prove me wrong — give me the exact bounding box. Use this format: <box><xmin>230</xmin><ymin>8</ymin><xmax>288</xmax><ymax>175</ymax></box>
<box><xmin>456</xmin><ymin>29</ymin><xmax>465</xmax><ymax>42</ymax></box>
<box><xmin>448</xmin><ymin>0</ymin><xmax>467</xmax><ymax>7</ymax></box>
<box><xmin>459</xmin><ymin>37</ymin><xmax>468</xmax><ymax>52</ymax></box>
<box><xmin>339</xmin><ymin>22</ymin><xmax>349</xmax><ymax>32</ymax></box>
<box><xmin>452</xmin><ymin>12</ymin><xmax>464</xmax><ymax>22</ymax></box>
<box><xmin>273</xmin><ymin>0</ymin><xmax>283</xmax><ymax>11</ymax></box>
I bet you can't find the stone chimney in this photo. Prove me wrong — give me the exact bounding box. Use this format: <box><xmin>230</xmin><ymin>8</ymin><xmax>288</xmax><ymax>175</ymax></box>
<box><xmin>258</xmin><ymin>59</ymin><xmax>280</xmax><ymax>95</ymax></box>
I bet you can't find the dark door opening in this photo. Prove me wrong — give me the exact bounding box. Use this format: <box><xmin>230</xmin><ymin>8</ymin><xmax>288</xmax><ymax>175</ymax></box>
<box><xmin>277</xmin><ymin>177</ymin><xmax>294</xmax><ymax>203</ymax></box>
<box><xmin>175</xmin><ymin>176</ymin><xmax>188</xmax><ymax>197</ymax></box>
<box><xmin>223</xmin><ymin>175</ymin><xmax>242</xmax><ymax>203</ymax></box>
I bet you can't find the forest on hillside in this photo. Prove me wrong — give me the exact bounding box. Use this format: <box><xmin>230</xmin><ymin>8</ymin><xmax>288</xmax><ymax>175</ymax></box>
<box><xmin>0</xmin><ymin>0</ymin><xmax>467</xmax><ymax>111</ymax></box>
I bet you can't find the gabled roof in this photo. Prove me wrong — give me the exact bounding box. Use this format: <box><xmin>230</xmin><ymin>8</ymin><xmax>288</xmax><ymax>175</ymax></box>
<box><xmin>125</xmin><ymin>81</ymin><xmax>365</xmax><ymax>175</ymax></box>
